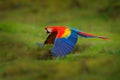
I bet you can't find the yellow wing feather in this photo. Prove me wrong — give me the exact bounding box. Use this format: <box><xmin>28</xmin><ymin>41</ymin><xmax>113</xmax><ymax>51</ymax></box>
<box><xmin>62</xmin><ymin>28</ymin><xmax>71</xmax><ymax>38</ymax></box>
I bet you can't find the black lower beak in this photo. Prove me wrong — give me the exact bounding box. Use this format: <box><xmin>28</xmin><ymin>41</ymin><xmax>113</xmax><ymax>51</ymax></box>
<box><xmin>46</xmin><ymin>31</ymin><xmax>50</xmax><ymax>34</ymax></box>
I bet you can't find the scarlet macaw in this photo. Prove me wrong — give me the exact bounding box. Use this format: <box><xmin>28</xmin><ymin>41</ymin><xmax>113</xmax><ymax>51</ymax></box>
<box><xmin>44</xmin><ymin>26</ymin><xmax>108</xmax><ymax>58</ymax></box>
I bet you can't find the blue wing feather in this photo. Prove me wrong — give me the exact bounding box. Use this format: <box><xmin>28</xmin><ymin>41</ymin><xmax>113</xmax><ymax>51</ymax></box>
<box><xmin>52</xmin><ymin>30</ymin><xmax>78</xmax><ymax>57</ymax></box>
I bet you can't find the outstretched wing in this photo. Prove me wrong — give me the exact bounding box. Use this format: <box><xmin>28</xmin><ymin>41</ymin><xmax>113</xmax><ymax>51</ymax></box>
<box><xmin>44</xmin><ymin>32</ymin><xmax>57</xmax><ymax>44</ymax></box>
<box><xmin>52</xmin><ymin>28</ymin><xmax>78</xmax><ymax>57</ymax></box>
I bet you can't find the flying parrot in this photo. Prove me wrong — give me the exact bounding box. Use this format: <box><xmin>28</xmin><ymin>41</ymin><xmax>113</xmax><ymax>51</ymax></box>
<box><xmin>43</xmin><ymin>26</ymin><xmax>108</xmax><ymax>58</ymax></box>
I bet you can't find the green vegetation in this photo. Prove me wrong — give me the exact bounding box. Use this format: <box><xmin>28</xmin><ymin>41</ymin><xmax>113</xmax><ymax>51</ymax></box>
<box><xmin>0</xmin><ymin>0</ymin><xmax>120</xmax><ymax>80</ymax></box>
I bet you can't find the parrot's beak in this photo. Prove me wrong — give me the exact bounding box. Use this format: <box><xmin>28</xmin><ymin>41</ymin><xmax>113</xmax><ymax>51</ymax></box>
<box><xmin>45</xmin><ymin>27</ymin><xmax>52</xmax><ymax>34</ymax></box>
<box><xmin>46</xmin><ymin>30</ymin><xmax>50</xmax><ymax>34</ymax></box>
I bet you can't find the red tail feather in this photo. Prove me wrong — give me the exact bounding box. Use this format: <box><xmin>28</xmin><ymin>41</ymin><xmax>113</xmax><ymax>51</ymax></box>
<box><xmin>98</xmin><ymin>36</ymin><xmax>109</xmax><ymax>40</ymax></box>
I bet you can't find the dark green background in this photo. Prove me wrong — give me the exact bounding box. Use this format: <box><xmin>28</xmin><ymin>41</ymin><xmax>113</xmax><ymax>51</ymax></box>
<box><xmin>0</xmin><ymin>0</ymin><xmax>120</xmax><ymax>80</ymax></box>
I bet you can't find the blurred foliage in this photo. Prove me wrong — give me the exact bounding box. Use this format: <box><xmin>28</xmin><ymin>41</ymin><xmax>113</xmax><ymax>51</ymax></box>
<box><xmin>98</xmin><ymin>0</ymin><xmax>120</xmax><ymax>18</ymax></box>
<box><xmin>0</xmin><ymin>0</ymin><xmax>120</xmax><ymax>16</ymax></box>
<box><xmin>0</xmin><ymin>0</ymin><xmax>120</xmax><ymax>80</ymax></box>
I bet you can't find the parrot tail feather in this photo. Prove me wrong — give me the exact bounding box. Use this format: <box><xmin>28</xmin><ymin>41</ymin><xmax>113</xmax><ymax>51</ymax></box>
<box><xmin>78</xmin><ymin>31</ymin><xmax>109</xmax><ymax>40</ymax></box>
<box><xmin>97</xmin><ymin>36</ymin><xmax>109</xmax><ymax>40</ymax></box>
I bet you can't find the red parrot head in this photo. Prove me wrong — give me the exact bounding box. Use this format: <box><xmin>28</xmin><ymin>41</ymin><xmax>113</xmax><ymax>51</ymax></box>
<box><xmin>45</xmin><ymin>26</ymin><xmax>56</xmax><ymax>33</ymax></box>
<box><xmin>45</xmin><ymin>26</ymin><xmax>66</xmax><ymax>34</ymax></box>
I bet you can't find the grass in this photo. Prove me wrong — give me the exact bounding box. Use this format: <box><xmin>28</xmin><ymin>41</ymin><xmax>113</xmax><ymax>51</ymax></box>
<box><xmin>0</xmin><ymin>1</ymin><xmax>120</xmax><ymax>79</ymax></box>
